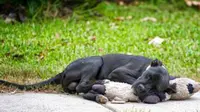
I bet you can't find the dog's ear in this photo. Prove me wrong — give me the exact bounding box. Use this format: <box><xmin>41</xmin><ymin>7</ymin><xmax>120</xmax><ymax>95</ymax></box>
<box><xmin>165</xmin><ymin>83</ymin><xmax>177</xmax><ymax>94</ymax></box>
<box><xmin>151</xmin><ymin>59</ymin><xmax>163</xmax><ymax>67</ymax></box>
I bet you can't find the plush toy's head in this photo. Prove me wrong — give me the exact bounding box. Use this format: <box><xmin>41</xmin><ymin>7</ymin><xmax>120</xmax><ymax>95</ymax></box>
<box><xmin>166</xmin><ymin>78</ymin><xmax>200</xmax><ymax>100</ymax></box>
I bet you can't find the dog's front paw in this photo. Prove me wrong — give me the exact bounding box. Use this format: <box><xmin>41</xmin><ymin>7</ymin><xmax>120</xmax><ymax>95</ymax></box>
<box><xmin>142</xmin><ymin>95</ymin><xmax>160</xmax><ymax>104</ymax></box>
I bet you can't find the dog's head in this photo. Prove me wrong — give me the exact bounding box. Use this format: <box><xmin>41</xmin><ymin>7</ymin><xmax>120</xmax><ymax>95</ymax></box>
<box><xmin>132</xmin><ymin>59</ymin><xmax>170</xmax><ymax>97</ymax></box>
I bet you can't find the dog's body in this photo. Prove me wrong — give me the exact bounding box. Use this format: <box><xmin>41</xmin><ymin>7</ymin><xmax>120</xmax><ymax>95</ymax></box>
<box><xmin>0</xmin><ymin>54</ymin><xmax>170</xmax><ymax>103</ymax></box>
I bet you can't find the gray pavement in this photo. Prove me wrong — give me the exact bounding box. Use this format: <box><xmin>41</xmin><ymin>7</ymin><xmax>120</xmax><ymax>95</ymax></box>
<box><xmin>0</xmin><ymin>93</ymin><xmax>111</xmax><ymax>112</ymax></box>
<box><xmin>0</xmin><ymin>92</ymin><xmax>200</xmax><ymax>112</ymax></box>
<box><xmin>106</xmin><ymin>92</ymin><xmax>200</xmax><ymax>112</ymax></box>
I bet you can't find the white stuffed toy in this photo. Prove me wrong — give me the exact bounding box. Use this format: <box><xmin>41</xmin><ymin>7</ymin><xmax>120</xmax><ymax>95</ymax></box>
<box><xmin>94</xmin><ymin>78</ymin><xmax>200</xmax><ymax>104</ymax></box>
<box><xmin>167</xmin><ymin>78</ymin><xmax>200</xmax><ymax>100</ymax></box>
<box><xmin>92</xmin><ymin>79</ymin><xmax>170</xmax><ymax>104</ymax></box>
<box><xmin>102</xmin><ymin>79</ymin><xmax>139</xmax><ymax>103</ymax></box>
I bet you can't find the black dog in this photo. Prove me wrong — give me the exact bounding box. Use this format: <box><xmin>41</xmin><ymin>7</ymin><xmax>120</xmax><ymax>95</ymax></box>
<box><xmin>0</xmin><ymin>54</ymin><xmax>170</xmax><ymax>103</ymax></box>
<box><xmin>82</xmin><ymin>59</ymin><xmax>171</xmax><ymax>104</ymax></box>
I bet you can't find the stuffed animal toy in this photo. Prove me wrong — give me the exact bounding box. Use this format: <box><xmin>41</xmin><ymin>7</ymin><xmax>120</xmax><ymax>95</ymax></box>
<box><xmin>91</xmin><ymin>79</ymin><xmax>170</xmax><ymax>104</ymax></box>
<box><xmin>167</xmin><ymin>78</ymin><xmax>200</xmax><ymax>100</ymax></box>
<box><xmin>90</xmin><ymin>78</ymin><xmax>200</xmax><ymax>104</ymax></box>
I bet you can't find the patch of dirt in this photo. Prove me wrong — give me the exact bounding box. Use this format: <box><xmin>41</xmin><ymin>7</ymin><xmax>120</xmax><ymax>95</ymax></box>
<box><xmin>0</xmin><ymin>84</ymin><xmax>63</xmax><ymax>94</ymax></box>
<box><xmin>0</xmin><ymin>76</ymin><xmax>63</xmax><ymax>93</ymax></box>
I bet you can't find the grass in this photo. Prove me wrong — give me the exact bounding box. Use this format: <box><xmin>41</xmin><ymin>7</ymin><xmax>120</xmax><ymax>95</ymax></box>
<box><xmin>0</xmin><ymin>2</ymin><xmax>200</xmax><ymax>85</ymax></box>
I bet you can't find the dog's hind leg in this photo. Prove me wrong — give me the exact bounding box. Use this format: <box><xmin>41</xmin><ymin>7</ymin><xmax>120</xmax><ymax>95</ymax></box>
<box><xmin>61</xmin><ymin>71</ymin><xmax>81</xmax><ymax>93</ymax></box>
<box><xmin>61</xmin><ymin>56</ymin><xmax>103</xmax><ymax>93</ymax></box>
<box><xmin>67</xmin><ymin>82</ymin><xmax>78</xmax><ymax>94</ymax></box>
<box><xmin>75</xmin><ymin>60</ymin><xmax>103</xmax><ymax>93</ymax></box>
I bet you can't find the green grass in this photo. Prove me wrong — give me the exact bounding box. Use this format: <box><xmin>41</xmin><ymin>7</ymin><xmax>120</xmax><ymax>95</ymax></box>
<box><xmin>0</xmin><ymin>2</ymin><xmax>200</xmax><ymax>83</ymax></box>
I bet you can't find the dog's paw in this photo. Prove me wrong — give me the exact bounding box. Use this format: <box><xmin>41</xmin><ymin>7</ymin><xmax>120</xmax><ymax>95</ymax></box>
<box><xmin>111</xmin><ymin>97</ymin><xmax>126</xmax><ymax>104</ymax></box>
<box><xmin>96</xmin><ymin>95</ymin><xmax>108</xmax><ymax>104</ymax></box>
<box><xmin>68</xmin><ymin>82</ymin><xmax>78</xmax><ymax>91</ymax></box>
<box><xmin>142</xmin><ymin>95</ymin><xmax>160</xmax><ymax>104</ymax></box>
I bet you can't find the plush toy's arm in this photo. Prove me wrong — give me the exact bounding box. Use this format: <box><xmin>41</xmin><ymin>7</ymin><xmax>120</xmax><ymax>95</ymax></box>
<box><xmin>111</xmin><ymin>97</ymin><xmax>126</xmax><ymax>104</ymax></box>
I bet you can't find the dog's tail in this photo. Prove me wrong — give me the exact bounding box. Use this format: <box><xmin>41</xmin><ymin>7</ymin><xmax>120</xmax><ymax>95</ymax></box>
<box><xmin>0</xmin><ymin>73</ymin><xmax>62</xmax><ymax>90</ymax></box>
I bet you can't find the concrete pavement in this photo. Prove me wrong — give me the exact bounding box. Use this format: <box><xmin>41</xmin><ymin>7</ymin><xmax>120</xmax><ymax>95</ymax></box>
<box><xmin>0</xmin><ymin>93</ymin><xmax>111</xmax><ymax>112</ymax></box>
<box><xmin>0</xmin><ymin>92</ymin><xmax>200</xmax><ymax>112</ymax></box>
<box><xmin>106</xmin><ymin>92</ymin><xmax>200</xmax><ymax>112</ymax></box>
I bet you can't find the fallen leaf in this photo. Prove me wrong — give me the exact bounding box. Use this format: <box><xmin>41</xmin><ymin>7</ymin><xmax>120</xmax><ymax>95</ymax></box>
<box><xmin>126</xmin><ymin>16</ymin><xmax>133</xmax><ymax>20</ymax></box>
<box><xmin>38</xmin><ymin>52</ymin><xmax>45</xmax><ymax>60</ymax></box>
<box><xmin>109</xmin><ymin>23</ymin><xmax>118</xmax><ymax>30</ymax></box>
<box><xmin>90</xmin><ymin>36</ymin><xmax>96</xmax><ymax>41</ymax></box>
<box><xmin>98</xmin><ymin>48</ymin><xmax>103</xmax><ymax>52</ymax></box>
<box><xmin>148</xmin><ymin>36</ymin><xmax>165</xmax><ymax>47</ymax></box>
<box><xmin>86</xmin><ymin>21</ymin><xmax>91</xmax><ymax>25</ymax></box>
<box><xmin>117</xmin><ymin>0</ymin><xmax>134</xmax><ymax>5</ymax></box>
<box><xmin>55</xmin><ymin>33</ymin><xmax>60</xmax><ymax>39</ymax></box>
<box><xmin>134</xmin><ymin>1</ymin><xmax>140</xmax><ymax>5</ymax></box>
<box><xmin>119</xmin><ymin>1</ymin><xmax>125</xmax><ymax>5</ymax></box>
<box><xmin>9</xmin><ymin>89</ymin><xmax>18</xmax><ymax>94</ymax></box>
<box><xmin>32</xmin><ymin>32</ymin><xmax>36</xmax><ymax>36</ymax></box>
<box><xmin>114</xmin><ymin>16</ymin><xmax>133</xmax><ymax>21</ymax></box>
<box><xmin>114</xmin><ymin>16</ymin><xmax>125</xmax><ymax>21</ymax></box>
<box><xmin>141</xmin><ymin>17</ymin><xmax>157</xmax><ymax>22</ymax></box>
<box><xmin>185</xmin><ymin>0</ymin><xmax>193</xmax><ymax>6</ymax></box>
<box><xmin>185</xmin><ymin>0</ymin><xmax>200</xmax><ymax>7</ymax></box>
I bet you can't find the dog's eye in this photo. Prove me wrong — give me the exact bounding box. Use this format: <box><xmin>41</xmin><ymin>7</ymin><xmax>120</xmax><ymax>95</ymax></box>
<box><xmin>147</xmin><ymin>74</ymin><xmax>153</xmax><ymax>80</ymax></box>
<box><xmin>149</xmin><ymin>74</ymin><xmax>160</xmax><ymax>80</ymax></box>
<box><xmin>85</xmin><ymin>81</ymin><xmax>89</xmax><ymax>84</ymax></box>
